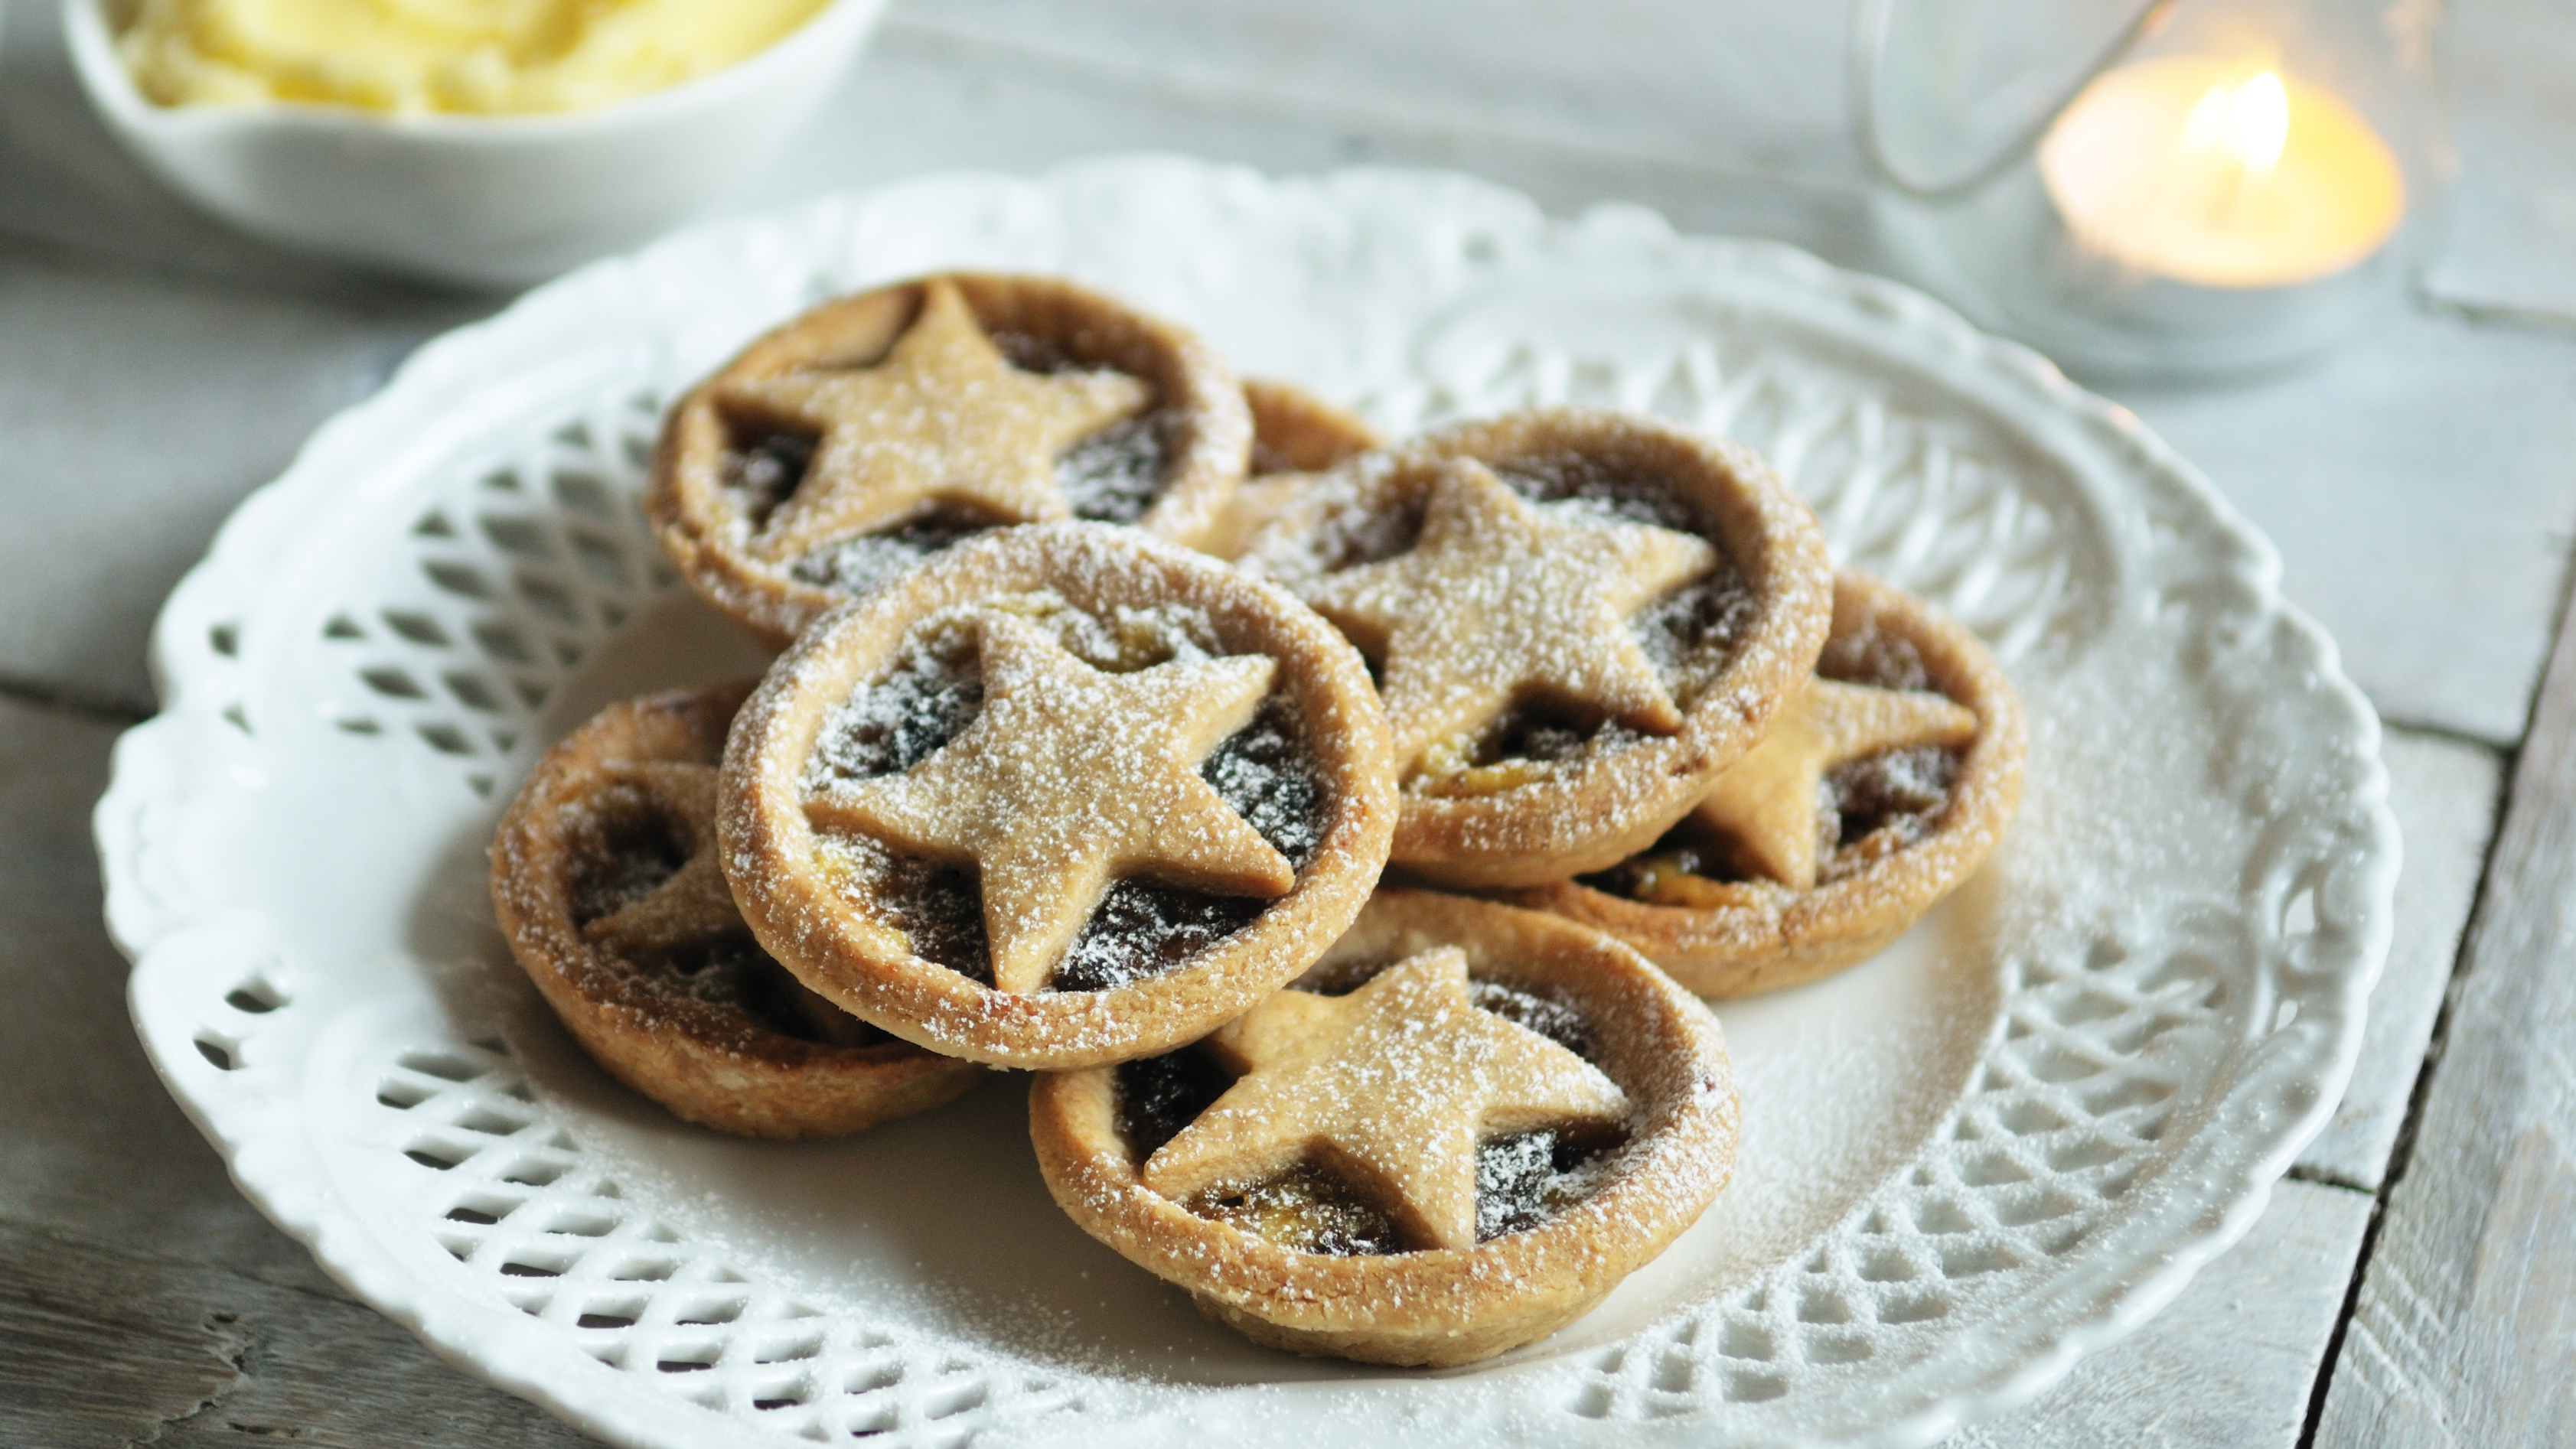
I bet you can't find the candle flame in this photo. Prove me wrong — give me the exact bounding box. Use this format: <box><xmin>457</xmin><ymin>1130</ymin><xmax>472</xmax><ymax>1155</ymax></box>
<box><xmin>2182</xmin><ymin>70</ymin><xmax>2291</xmax><ymax>176</ymax></box>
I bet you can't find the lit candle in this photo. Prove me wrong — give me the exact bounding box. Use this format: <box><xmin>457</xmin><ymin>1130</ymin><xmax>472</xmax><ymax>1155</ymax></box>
<box><xmin>2036</xmin><ymin>55</ymin><xmax>2405</xmax><ymax>288</ymax></box>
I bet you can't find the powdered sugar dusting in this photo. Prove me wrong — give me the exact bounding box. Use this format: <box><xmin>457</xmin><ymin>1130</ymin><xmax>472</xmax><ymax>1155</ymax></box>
<box><xmin>791</xmin><ymin>579</ymin><xmax>1330</xmax><ymax>997</ymax></box>
<box><xmin>1243</xmin><ymin>442</ymin><xmax>1773</xmax><ymax>800</ymax></box>
<box><xmin>1058</xmin><ymin>409</ymin><xmax>1183</xmax><ymax>524</ymax></box>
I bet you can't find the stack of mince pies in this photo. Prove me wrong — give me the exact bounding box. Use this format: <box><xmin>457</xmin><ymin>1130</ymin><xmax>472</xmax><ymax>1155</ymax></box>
<box><xmin>488</xmin><ymin>271</ymin><xmax>2026</xmax><ymax>1369</ymax></box>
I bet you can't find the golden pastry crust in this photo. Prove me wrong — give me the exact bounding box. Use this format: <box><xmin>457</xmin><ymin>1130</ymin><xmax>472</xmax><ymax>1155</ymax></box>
<box><xmin>650</xmin><ymin>272</ymin><xmax>1254</xmax><ymax>645</ymax></box>
<box><xmin>1029</xmin><ymin>889</ymin><xmax>1739</xmax><ymax>1367</ymax></box>
<box><xmin>720</xmin><ymin>523</ymin><xmax>1398</xmax><ymax>1070</ymax></box>
<box><xmin>1243</xmin><ymin>406</ymin><xmax>1834</xmax><ymax>888</ymax></box>
<box><xmin>1204</xmin><ymin>379</ymin><xmax>1384</xmax><ymax>560</ymax></box>
<box><xmin>1519</xmin><ymin>574</ymin><xmax>2027</xmax><ymax>998</ymax></box>
<box><xmin>489</xmin><ymin>684</ymin><xmax>985</xmax><ymax>1139</ymax></box>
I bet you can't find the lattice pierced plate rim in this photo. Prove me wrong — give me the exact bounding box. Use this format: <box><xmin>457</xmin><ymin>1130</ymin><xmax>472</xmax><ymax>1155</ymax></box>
<box><xmin>96</xmin><ymin>156</ymin><xmax>2395</xmax><ymax>1449</ymax></box>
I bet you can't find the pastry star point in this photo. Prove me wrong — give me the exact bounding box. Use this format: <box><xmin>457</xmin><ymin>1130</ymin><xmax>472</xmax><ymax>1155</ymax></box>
<box><xmin>1693</xmin><ymin>676</ymin><xmax>1979</xmax><ymax>890</ymax></box>
<box><xmin>1305</xmin><ymin>460</ymin><xmax>1717</xmax><ymax>768</ymax></box>
<box><xmin>804</xmin><ymin>614</ymin><xmax>1294</xmax><ymax>992</ymax></box>
<box><xmin>718</xmin><ymin>277</ymin><xmax>1153</xmax><ymax>562</ymax></box>
<box><xmin>579</xmin><ymin>761</ymin><xmax>739</xmax><ymax>955</ymax></box>
<box><xmin>1141</xmin><ymin>946</ymin><xmax>1629</xmax><ymax>1250</ymax></box>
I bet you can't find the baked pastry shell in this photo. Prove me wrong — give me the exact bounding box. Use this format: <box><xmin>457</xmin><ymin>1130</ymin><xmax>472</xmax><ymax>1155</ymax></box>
<box><xmin>1203</xmin><ymin>378</ymin><xmax>1385</xmax><ymax>561</ymax></box>
<box><xmin>1248</xmin><ymin>406</ymin><xmax>1834</xmax><ymax>887</ymax></box>
<box><xmin>488</xmin><ymin>683</ymin><xmax>985</xmax><ymax>1139</ymax></box>
<box><xmin>649</xmin><ymin>271</ymin><xmax>1255</xmax><ymax>646</ymax></box>
<box><xmin>721</xmin><ymin>522</ymin><xmax>1398</xmax><ymax>1070</ymax></box>
<box><xmin>1028</xmin><ymin>888</ymin><xmax>1740</xmax><ymax>1367</ymax></box>
<box><xmin>1521</xmin><ymin>573</ymin><xmax>2027</xmax><ymax>998</ymax></box>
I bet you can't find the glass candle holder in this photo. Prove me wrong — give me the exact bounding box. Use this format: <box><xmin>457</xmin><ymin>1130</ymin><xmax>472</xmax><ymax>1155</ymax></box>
<box><xmin>1854</xmin><ymin>0</ymin><xmax>2450</xmax><ymax>379</ymax></box>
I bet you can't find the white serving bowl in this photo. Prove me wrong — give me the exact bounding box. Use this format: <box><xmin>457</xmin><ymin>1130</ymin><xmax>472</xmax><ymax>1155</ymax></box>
<box><xmin>64</xmin><ymin>0</ymin><xmax>886</xmax><ymax>287</ymax></box>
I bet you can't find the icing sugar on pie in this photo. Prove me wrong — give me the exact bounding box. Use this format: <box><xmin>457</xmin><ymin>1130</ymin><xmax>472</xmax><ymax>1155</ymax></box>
<box><xmin>1203</xmin><ymin>379</ymin><xmax>1386</xmax><ymax>560</ymax></box>
<box><xmin>1243</xmin><ymin>406</ymin><xmax>1834</xmax><ymax>887</ymax></box>
<box><xmin>1523</xmin><ymin>572</ymin><xmax>2027</xmax><ymax>998</ymax></box>
<box><xmin>719</xmin><ymin>523</ymin><xmax>1397</xmax><ymax>1070</ymax></box>
<box><xmin>650</xmin><ymin>272</ymin><xmax>1254</xmax><ymax>643</ymax></box>
<box><xmin>489</xmin><ymin>684</ymin><xmax>984</xmax><ymax>1138</ymax></box>
<box><xmin>1029</xmin><ymin>888</ymin><xmax>1739</xmax><ymax>1366</ymax></box>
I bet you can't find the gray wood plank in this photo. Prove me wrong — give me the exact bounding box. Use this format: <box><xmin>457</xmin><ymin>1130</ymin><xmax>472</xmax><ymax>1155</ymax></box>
<box><xmin>2113</xmin><ymin>309</ymin><xmax>2576</xmax><ymax>745</ymax></box>
<box><xmin>1944</xmin><ymin>1179</ymin><xmax>2375</xmax><ymax>1449</ymax></box>
<box><xmin>2315</xmin><ymin>578</ymin><xmax>2576</xmax><ymax>1447</ymax></box>
<box><xmin>2424</xmin><ymin>0</ymin><xmax>2576</xmax><ymax>324</ymax></box>
<box><xmin>0</xmin><ymin>697</ymin><xmax>285</xmax><ymax>1258</ymax></box>
<box><xmin>0</xmin><ymin>696</ymin><xmax>593</xmax><ymax>1446</ymax></box>
<box><xmin>0</xmin><ymin>255</ymin><xmax>460</xmax><ymax>714</ymax></box>
<box><xmin>889</xmin><ymin>0</ymin><xmax>1863</xmax><ymax>187</ymax></box>
<box><xmin>0</xmin><ymin>1216</ymin><xmax>595</xmax><ymax>1449</ymax></box>
<box><xmin>2298</xmin><ymin>729</ymin><xmax>2503</xmax><ymax>1188</ymax></box>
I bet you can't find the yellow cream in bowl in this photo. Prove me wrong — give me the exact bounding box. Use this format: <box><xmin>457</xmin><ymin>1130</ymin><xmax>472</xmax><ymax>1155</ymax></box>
<box><xmin>116</xmin><ymin>0</ymin><xmax>833</xmax><ymax>116</ymax></box>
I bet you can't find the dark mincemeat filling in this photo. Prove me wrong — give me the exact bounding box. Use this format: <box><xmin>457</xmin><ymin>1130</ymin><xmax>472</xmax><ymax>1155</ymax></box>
<box><xmin>721</xmin><ymin>427</ymin><xmax>817</xmax><ymax>532</ymax></box>
<box><xmin>1112</xmin><ymin>975</ymin><xmax>1624</xmax><ymax>1253</ymax></box>
<box><xmin>1317</xmin><ymin>457</ymin><xmax>1752</xmax><ymax>788</ymax></box>
<box><xmin>722</xmin><ymin>333</ymin><xmax>1180</xmax><ymax>566</ymax></box>
<box><xmin>1052</xmin><ymin>693</ymin><xmax>1326</xmax><ymax>992</ymax></box>
<box><xmin>986</xmin><ymin>328</ymin><xmax>1083</xmax><ymax>375</ymax></box>
<box><xmin>789</xmin><ymin>509</ymin><xmax>1005</xmax><ymax>594</ymax></box>
<box><xmin>567</xmin><ymin>788</ymin><xmax>889</xmax><ymax>1047</ymax></box>
<box><xmin>1813</xmin><ymin>620</ymin><xmax>1959</xmax><ymax>872</ymax></box>
<box><xmin>1468</xmin><ymin>978</ymin><xmax>1594</xmax><ymax>1060</ymax></box>
<box><xmin>808</xmin><ymin>632</ymin><xmax>986</xmax><ymax>783</ymax></box>
<box><xmin>1817</xmin><ymin>619</ymin><xmax>1935</xmax><ymax>692</ymax></box>
<box><xmin>1403</xmin><ymin>561</ymin><xmax>1755</xmax><ymax>794</ymax></box>
<box><xmin>1495</xmin><ymin>450</ymin><xmax>1704</xmax><ymax>533</ymax></box>
<box><xmin>569</xmin><ymin>789</ymin><xmax>691</xmax><ymax>926</ymax></box>
<box><xmin>870</xmin><ymin>856</ymin><xmax>994</xmax><ymax>987</ymax></box>
<box><xmin>1633</xmin><ymin>567</ymin><xmax>1759</xmax><ymax>692</ymax></box>
<box><xmin>1306</xmin><ymin>448</ymin><xmax>1708</xmax><ymax>576</ymax></box>
<box><xmin>976</xmin><ymin>328</ymin><xmax>1184</xmax><ymax>526</ymax></box>
<box><xmin>1577</xmin><ymin>741</ymin><xmax>1963</xmax><ymax>900</ymax></box>
<box><xmin>1056</xmin><ymin>410</ymin><xmax>1182</xmax><ymax>526</ymax></box>
<box><xmin>1582</xmin><ymin>621</ymin><xmax>1967</xmax><ymax>899</ymax></box>
<box><xmin>811</xmin><ymin>631</ymin><xmax>1327</xmax><ymax>993</ymax></box>
<box><xmin>1199</xmin><ymin>695</ymin><xmax>1326</xmax><ymax>868</ymax></box>
<box><xmin>1476</xmin><ymin>1125</ymin><xmax>1624</xmax><ymax>1241</ymax></box>
<box><xmin>1053</xmin><ymin>881</ymin><xmax>1266</xmax><ymax>994</ymax></box>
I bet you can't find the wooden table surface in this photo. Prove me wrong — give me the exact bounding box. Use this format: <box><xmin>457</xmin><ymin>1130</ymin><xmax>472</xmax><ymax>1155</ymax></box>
<box><xmin>2</xmin><ymin>1</ymin><xmax>2571</xmax><ymax>1444</ymax></box>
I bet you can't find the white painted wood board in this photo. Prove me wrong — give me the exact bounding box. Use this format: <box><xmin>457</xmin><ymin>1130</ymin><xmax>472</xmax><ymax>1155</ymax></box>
<box><xmin>2317</xmin><ymin>583</ymin><xmax>2576</xmax><ymax>1449</ymax></box>
<box><xmin>2113</xmin><ymin>307</ymin><xmax>2576</xmax><ymax>746</ymax></box>
<box><xmin>1943</xmin><ymin>1178</ymin><xmax>2374</xmax><ymax>1449</ymax></box>
<box><xmin>0</xmin><ymin>255</ymin><xmax>456</xmax><ymax>711</ymax></box>
<box><xmin>2426</xmin><ymin>0</ymin><xmax>2576</xmax><ymax>324</ymax></box>
<box><xmin>2297</xmin><ymin>729</ymin><xmax>2500</xmax><ymax>1190</ymax></box>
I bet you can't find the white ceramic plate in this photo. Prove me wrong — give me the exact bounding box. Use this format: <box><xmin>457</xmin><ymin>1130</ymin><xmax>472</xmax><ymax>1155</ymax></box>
<box><xmin>96</xmin><ymin>156</ymin><xmax>2395</xmax><ymax>1449</ymax></box>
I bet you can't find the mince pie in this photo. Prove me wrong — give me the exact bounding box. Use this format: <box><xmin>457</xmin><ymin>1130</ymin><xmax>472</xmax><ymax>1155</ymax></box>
<box><xmin>1523</xmin><ymin>573</ymin><xmax>2026</xmax><ymax>998</ymax></box>
<box><xmin>650</xmin><ymin>272</ymin><xmax>1254</xmax><ymax>644</ymax></box>
<box><xmin>490</xmin><ymin>684</ymin><xmax>984</xmax><ymax>1138</ymax></box>
<box><xmin>719</xmin><ymin>523</ymin><xmax>1397</xmax><ymax>1070</ymax></box>
<box><xmin>1242</xmin><ymin>406</ymin><xmax>1834</xmax><ymax>888</ymax></box>
<box><xmin>1203</xmin><ymin>379</ymin><xmax>1385</xmax><ymax>560</ymax></box>
<box><xmin>1029</xmin><ymin>888</ymin><xmax>1739</xmax><ymax>1366</ymax></box>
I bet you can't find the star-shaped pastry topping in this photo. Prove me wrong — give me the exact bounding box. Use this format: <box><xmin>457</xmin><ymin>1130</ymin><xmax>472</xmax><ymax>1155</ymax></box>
<box><xmin>580</xmin><ymin>760</ymin><xmax>873</xmax><ymax>1045</ymax></box>
<box><xmin>805</xmin><ymin>614</ymin><xmax>1296</xmax><ymax>993</ymax></box>
<box><xmin>717</xmin><ymin>277</ymin><xmax>1153</xmax><ymax>563</ymax></box>
<box><xmin>1692</xmin><ymin>677</ymin><xmax>1979</xmax><ymax>891</ymax></box>
<box><xmin>1303</xmin><ymin>460</ymin><xmax>1718</xmax><ymax>768</ymax></box>
<box><xmin>1143</xmin><ymin>947</ymin><xmax>1629</xmax><ymax>1250</ymax></box>
<box><xmin>579</xmin><ymin>761</ymin><xmax>738</xmax><ymax>958</ymax></box>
